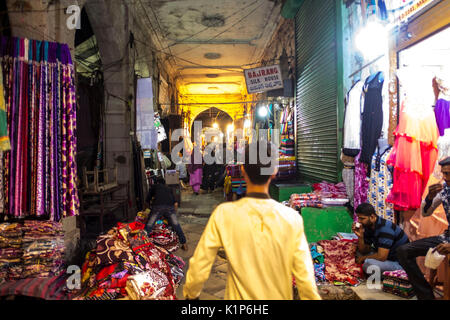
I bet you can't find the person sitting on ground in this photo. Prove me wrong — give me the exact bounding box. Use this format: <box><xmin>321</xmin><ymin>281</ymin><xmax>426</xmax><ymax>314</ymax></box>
<box><xmin>353</xmin><ymin>203</ymin><xmax>409</xmax><ymax>274</ymax></box>
<box><xmin>183</xmin><ymin>142</ymin><xmax>321</xmax><ymax>300</ymax></box>
<box><xmin>397</xmin><ymin>156</ymin><xmax>450</xmax><ymax>300</ymax></box>
<box><xmin>145</xmin><ymin>176</ymin><xmax>188</xmax><ymax>251</ymax></box>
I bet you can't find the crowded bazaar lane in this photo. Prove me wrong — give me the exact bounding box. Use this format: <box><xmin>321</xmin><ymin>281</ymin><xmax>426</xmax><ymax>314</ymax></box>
<box><xmin>173</xmin><ymin>188</ymin><xmax>418</xmax><ymax>301</ymax></box>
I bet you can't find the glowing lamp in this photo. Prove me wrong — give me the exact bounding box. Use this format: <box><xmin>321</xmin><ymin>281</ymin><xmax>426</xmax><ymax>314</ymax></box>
<box><xmin>355</xmin><ymin>21</ymin><xmax>388</xmax><ymax>61</ymax></box>
<box><xmin>258</xmin><ymin>106</ymin><xmax>268</xmax><ymax>118</ymax></box>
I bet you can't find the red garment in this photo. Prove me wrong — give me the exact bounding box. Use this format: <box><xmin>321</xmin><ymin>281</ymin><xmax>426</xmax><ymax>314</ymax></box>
<box><xmin>117</xmin><ymin>221</ymin><xmax>145</xmax><ymax>232</ymax></box>
<box><xmin>386</xmin><ymin>102</ymin><xmax>439</xmax><ymax>211</ymax></box>
<box><xmin>317</xmin><ymin>240</ymin><xmax>364</xmax><ymax>284</ymax></box>
<box><xmin>96</xmin><ymin>264</ymin><xmax>119</xmax><ymax>282</ymax></box>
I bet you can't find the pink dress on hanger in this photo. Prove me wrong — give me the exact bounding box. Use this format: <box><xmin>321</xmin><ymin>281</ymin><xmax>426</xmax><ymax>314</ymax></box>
<box><xmin>386</xmin><ymin>101</ymin><xmax>439</xmax><ymax>211</ymax></box>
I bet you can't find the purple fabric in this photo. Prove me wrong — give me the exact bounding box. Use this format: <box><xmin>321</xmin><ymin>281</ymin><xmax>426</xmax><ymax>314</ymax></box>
<box><xmin>434</xmin><ymin>99</ymin><xmax>450</xmax><ymax>136</ymax></box>
<box><xmin>354</xmin><ymin>151</ymin><xmax>369</xmax><ymax>220</ymax></box>
<box><xmin>190</xmin><ymin>168</ymin><xmax>203</xmax><ymax>193</ymax></box>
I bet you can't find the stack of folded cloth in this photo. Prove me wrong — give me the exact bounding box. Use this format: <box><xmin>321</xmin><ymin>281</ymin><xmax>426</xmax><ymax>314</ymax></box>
<box><xmin>227</xmin><ymin>165</ymin><xmax>246</xmax><ymax>194</ymax></box>
<box><xmin>0</xmin><ymin>223</ymin><xmax>24</xmax><ymax>280</ymax></box>
<box><xmin>289</xmin><ymin>193</ymin><xmax>323</xmax><ymax>209</ymax></box>
<box><xmin>275</xmin><ymin>156</ymin><xmax>296</xmax><ymax>181</ymax></box>
<box><xmin>125</xmin><ymin>269</ymin><xmax>170</xmax><ymax>300</ymax></box>
<box><xmin>279</xmin><ymin>139</ymin><xmax>295</xmax><ymax>156</ymax></box>
<box><xmin>21</xmin><ymin>220</ymin><xmax>65</xmax><ymax>278</ymax></box>
<box><xmin>382</xmin><ymin>270</ymin><xmax>415</xmax><ymax>299</ymax></box>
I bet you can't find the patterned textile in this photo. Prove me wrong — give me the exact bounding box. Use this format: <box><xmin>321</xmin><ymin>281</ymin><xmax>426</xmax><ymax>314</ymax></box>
<box><xmin>354</xmin><ymin>152</ymin><xmax>369</xmax><ymax>219</ymax></box>
<box><xmin>0</xmin><ymin>36</ymin><xmax>78</xmax><ymax>221</ymax></box>
<box><xmin>317</xmin><ymin>240</ymin><xmax>364</xmax><ymax>285</ymax></box>
<box><xmin>0</xmin><ymin>273</ymin><xmax>70</xmax><ymax>300</ymax></box>
<box><xmin>289</xmin><ymin>193</ymin><xmax>323</xmax><ymax>209</ymax></box>
<box><xmin>313</xmin><ymin>181</ymin><xmax>348</xmax><ymax>199</ymax></box>
<box><xmin>148</xmin><ymin>223</ymin><xmax>179</xmax><ymax>252</ymax></box>
<box><xmin>368</xmin><ymin>147</ymin><xmax>394</xmax><ymax>222</ymax></box>
<box><xmin>95</xmin><ymin>235</ymin><xmax>135</xmax><ymax>267</ymax></box>
<box><xmin>125</xmin><ymin>270</ymin><xmax>170</xmax><ymax>300</ymax></box>
<box><xmin>382</xmin><ymin>270</ymin><xmax>415</xmax><ymax>298</ymax></box>
<box><xmin>76</xmin><ymin>221</ymin><xmax>183</xmax><ymax>300</ymax></box>
<box><xmin>0</xmin><ymin>67</ymin><xmax>11</xmax><ymax>151</ymax></box>
<box><xmin>342</xmin><ymin>167</ymin><xmax>355</xmax><ymax>207</ymax></box>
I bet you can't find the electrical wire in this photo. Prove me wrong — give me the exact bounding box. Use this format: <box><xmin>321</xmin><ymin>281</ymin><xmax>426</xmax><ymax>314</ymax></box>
<box><xmin>165</xmin><ymin>0</ymin><xmax>267</xmax><ymax>57</ymax></box>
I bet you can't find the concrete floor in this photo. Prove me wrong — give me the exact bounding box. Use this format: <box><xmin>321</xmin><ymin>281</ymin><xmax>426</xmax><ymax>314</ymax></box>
<box><xmin>173</xmin><ymin>187</ymin><xmax>416</xmax><ymax>301</ymax></box>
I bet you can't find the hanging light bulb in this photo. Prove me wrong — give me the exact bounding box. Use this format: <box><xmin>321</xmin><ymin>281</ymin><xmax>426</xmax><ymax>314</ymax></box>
<box><xmin>258</xmin><ymin>106</ymin><xmax>268</xmax><ymax>118</ymax></box>
<box><xmin>355</xmin><ymin>21</ymin><xmax>388</xmax><ymax>61</ymax></box>
<box><xmin>244</xmin><ymin>119</ymin><xmax>251</xmax><ymax>128</ymax></box>
<box><xmin>213</xmin><ymin>122</ymin><xmax>219</xmax><ymax>129</ymax></box>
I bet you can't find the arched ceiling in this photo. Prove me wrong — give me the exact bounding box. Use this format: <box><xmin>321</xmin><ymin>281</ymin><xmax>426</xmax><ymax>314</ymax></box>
<box><xmin>138</xmin><ymin>0</ymin><xmax>284</xmax><ymax>117</ymax></box>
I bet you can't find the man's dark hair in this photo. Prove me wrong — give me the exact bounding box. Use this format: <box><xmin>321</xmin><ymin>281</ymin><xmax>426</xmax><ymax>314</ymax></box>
<box><xmin>355</xmin><ymin>203</ymin><xmax>377</xmax><ymax>217</ymax></box>
<box><xmin>243</xmin><ymin>141</ymin><xmax>276</xmax><ymax>185</ymax></box>
<box><xmin>156</xmin><ymin>177</ymin><xmax>166</xmax><ymax>185</ymax></box>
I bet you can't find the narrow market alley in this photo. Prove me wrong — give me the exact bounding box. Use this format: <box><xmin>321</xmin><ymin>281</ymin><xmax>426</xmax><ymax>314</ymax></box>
<box><xmin>0</xmin><ymin>0</ymin><xmax>449</xmax><ymax>305</ymax></box>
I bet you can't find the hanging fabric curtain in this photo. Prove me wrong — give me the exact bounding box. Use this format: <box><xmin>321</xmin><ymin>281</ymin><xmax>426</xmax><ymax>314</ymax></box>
<box><xmin>0</xmin><ymin>36</ymin><xmax>79</xmax><ymax>222</ymax></box>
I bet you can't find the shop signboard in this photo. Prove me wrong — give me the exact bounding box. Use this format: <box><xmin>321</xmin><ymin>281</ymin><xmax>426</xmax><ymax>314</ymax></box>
<box><xmin>244</xmin><ymin>64</ymin><xmax>284</xmax><ymax>94</ymax></box>
<box><xmin>394</xmin><ymin>0</ymin><xmax>439</xmax><ymax>24</ymax></box>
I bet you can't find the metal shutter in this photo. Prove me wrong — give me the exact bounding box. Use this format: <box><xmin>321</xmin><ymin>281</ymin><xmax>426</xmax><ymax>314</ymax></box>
<box><xmin>295</xmin><ymin>0</ymin><xmax>339</xmax><ymax>183</ymax></box>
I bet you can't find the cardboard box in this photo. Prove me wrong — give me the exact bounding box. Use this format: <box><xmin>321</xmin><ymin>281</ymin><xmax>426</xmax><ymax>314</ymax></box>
<box><xmin>165</xmin><ymin>171</ymin><xmax>180</xmax><ymax>185</ymax></box>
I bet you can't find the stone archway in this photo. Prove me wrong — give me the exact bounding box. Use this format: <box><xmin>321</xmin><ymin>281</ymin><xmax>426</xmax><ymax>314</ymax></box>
<box><xmin>190</xmin><ymin>107</ymin><xmax>233</xmax><ymax>134</ymax></box>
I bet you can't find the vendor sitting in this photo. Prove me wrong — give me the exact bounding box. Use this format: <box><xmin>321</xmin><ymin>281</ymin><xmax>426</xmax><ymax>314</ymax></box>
<box><xmin>353</xmin><ymin>203</ymin><xmax>409</xmax><ymax>274</ymax></box>
<box><xmin>145</xmin><ymin>177</ymin><xmax>188</xmax><ymax>251</ymax></box>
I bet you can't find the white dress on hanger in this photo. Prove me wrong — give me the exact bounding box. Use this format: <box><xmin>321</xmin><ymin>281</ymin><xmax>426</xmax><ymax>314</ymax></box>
<box><xmin>343</xmin><ymin>81</ymin><xmax>365</xmax><ymax>157</ymax></box>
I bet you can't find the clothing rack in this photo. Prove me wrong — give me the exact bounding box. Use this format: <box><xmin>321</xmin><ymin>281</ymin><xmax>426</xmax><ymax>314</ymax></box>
<box><xmin>348</xmin><ymin>54</ymin><xmax>385</xmax><ymax>79</ymax></box>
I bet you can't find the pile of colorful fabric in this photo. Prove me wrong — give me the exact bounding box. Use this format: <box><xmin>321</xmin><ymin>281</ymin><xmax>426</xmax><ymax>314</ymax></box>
<box><xmin>75</xmin><ymin>218</ymin><xmax>185</xmax><ymax>300</ymax></box>
<box><xmin>148</xmin><ymin>221</ymin><xmax>180</xmax><ymax>252</ymax></box>
<box><xmin>275</xmin><ymin>156</ymin><xmax>296</xmax><ymax>181</ymax></box>
<box><xmin>317</xmin><ymin>240</ymin><xmax>363</xmax><ymax>286</ymax></box>
<box><xmin>310</xmin><ymin>244</ymin><xmax>326</xmax><ymax>282</ymax></box>
<box><xmin>0</xmin><ymin>223</ymin><xmax>23</xmax><ymax>282</ymax></box>
<box><xmin>382</xmin><ymin>270</ymin><xmax>415</xmax><ymax>299</ymax></box>
<box><xmin>21</xmin><ymin>220</ymin><xmax>65</xmax><ymax>278</ymax></box>
<box><xmin>279</xmin><ymin>139</ymin><xmax>295</xmax><ymax>156</ymax></box>
<box><xmin>313</xmin><ymin>181</ymin><xmax>348</xmax><ymax>199</ymax></box>
<box><xmin>0</xmin><ymin>221</ymin><xmax>65</xmax><ymax>280</ymax></box>
<box><xmin>289</xmin><ymin>193</ymin><xmax>323</xmax><ymax>209</ymax></box>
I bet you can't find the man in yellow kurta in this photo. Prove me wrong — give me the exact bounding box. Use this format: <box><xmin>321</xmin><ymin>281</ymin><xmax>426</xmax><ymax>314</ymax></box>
<box><xmin>183</xmin><ymin>142</ymin><xmax>321</xmax><ymax>300</ymax></box>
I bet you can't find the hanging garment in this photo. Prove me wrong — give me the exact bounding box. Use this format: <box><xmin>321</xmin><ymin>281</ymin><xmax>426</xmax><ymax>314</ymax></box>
<box><xmin>386</xmin><ymin>101</ymin><xmax>439</xmax><ymax>211</ymax></box>
<box><xmin>0</xmin><ymin>151</ymin><xmax>3</xmax><ymax>213</ymax></box>
<box><xmin>353</xmin><ymin>151</ymin><xmax>369</xmax><ymax>219</ymax></box>
<box><xmin>343</xmin><ymin>81</ymin><xmax>364</xmax><ymax>157</ymax></box>
<box><xmin>0</xmin><ymin>67</ymin><xmax>11</xmax><ymax>151</ymax></box>
<box><xmin>368</xmin><ymin>146</ymin><xmax>394</xmax><ymax>222</ymax></box>
<box><xmin>434</xmin><ymin>99</ymin><xmax>450</xmax><ymax>136</ymax></box>
<box><xmin>360</xmin><ymin>72</ymin><xmax>384</xmax><ymax>165</ymax></box>
<box><xmin>407</xmin><ymin>133</ymin><xmax>450</xmax><ymax>241</ymax></box>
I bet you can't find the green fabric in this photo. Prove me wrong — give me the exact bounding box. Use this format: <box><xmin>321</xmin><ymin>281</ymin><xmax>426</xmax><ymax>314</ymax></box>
<box><xmin>301</xmin><ymin>207</ymin><xmax>353</xmax><ymax>243</ymax></box>
<box><xmin>281</xmin><ymin>0</ymin><xmax>305</xmax><ymax>19</ymax></box>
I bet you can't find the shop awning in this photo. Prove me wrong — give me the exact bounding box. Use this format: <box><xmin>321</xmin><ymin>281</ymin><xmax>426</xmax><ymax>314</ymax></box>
<box><xmin>281</xmin><ymin>0</ymin><xmax>305</xmax><ymax>19</ymax></box>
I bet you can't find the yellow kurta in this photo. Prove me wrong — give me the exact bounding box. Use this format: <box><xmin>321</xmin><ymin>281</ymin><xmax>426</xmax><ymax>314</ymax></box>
<box><xmin>183</xmin><ymin>197</ymin><xmax>321</xmax><ymax>300</ymax></box>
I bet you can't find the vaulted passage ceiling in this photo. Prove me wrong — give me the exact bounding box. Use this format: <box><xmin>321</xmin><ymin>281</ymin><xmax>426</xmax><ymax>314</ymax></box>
<box><xmin>138</xmin><ymin>0</ymin><xmax>284</xmax><ymax>118</ymax></box>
